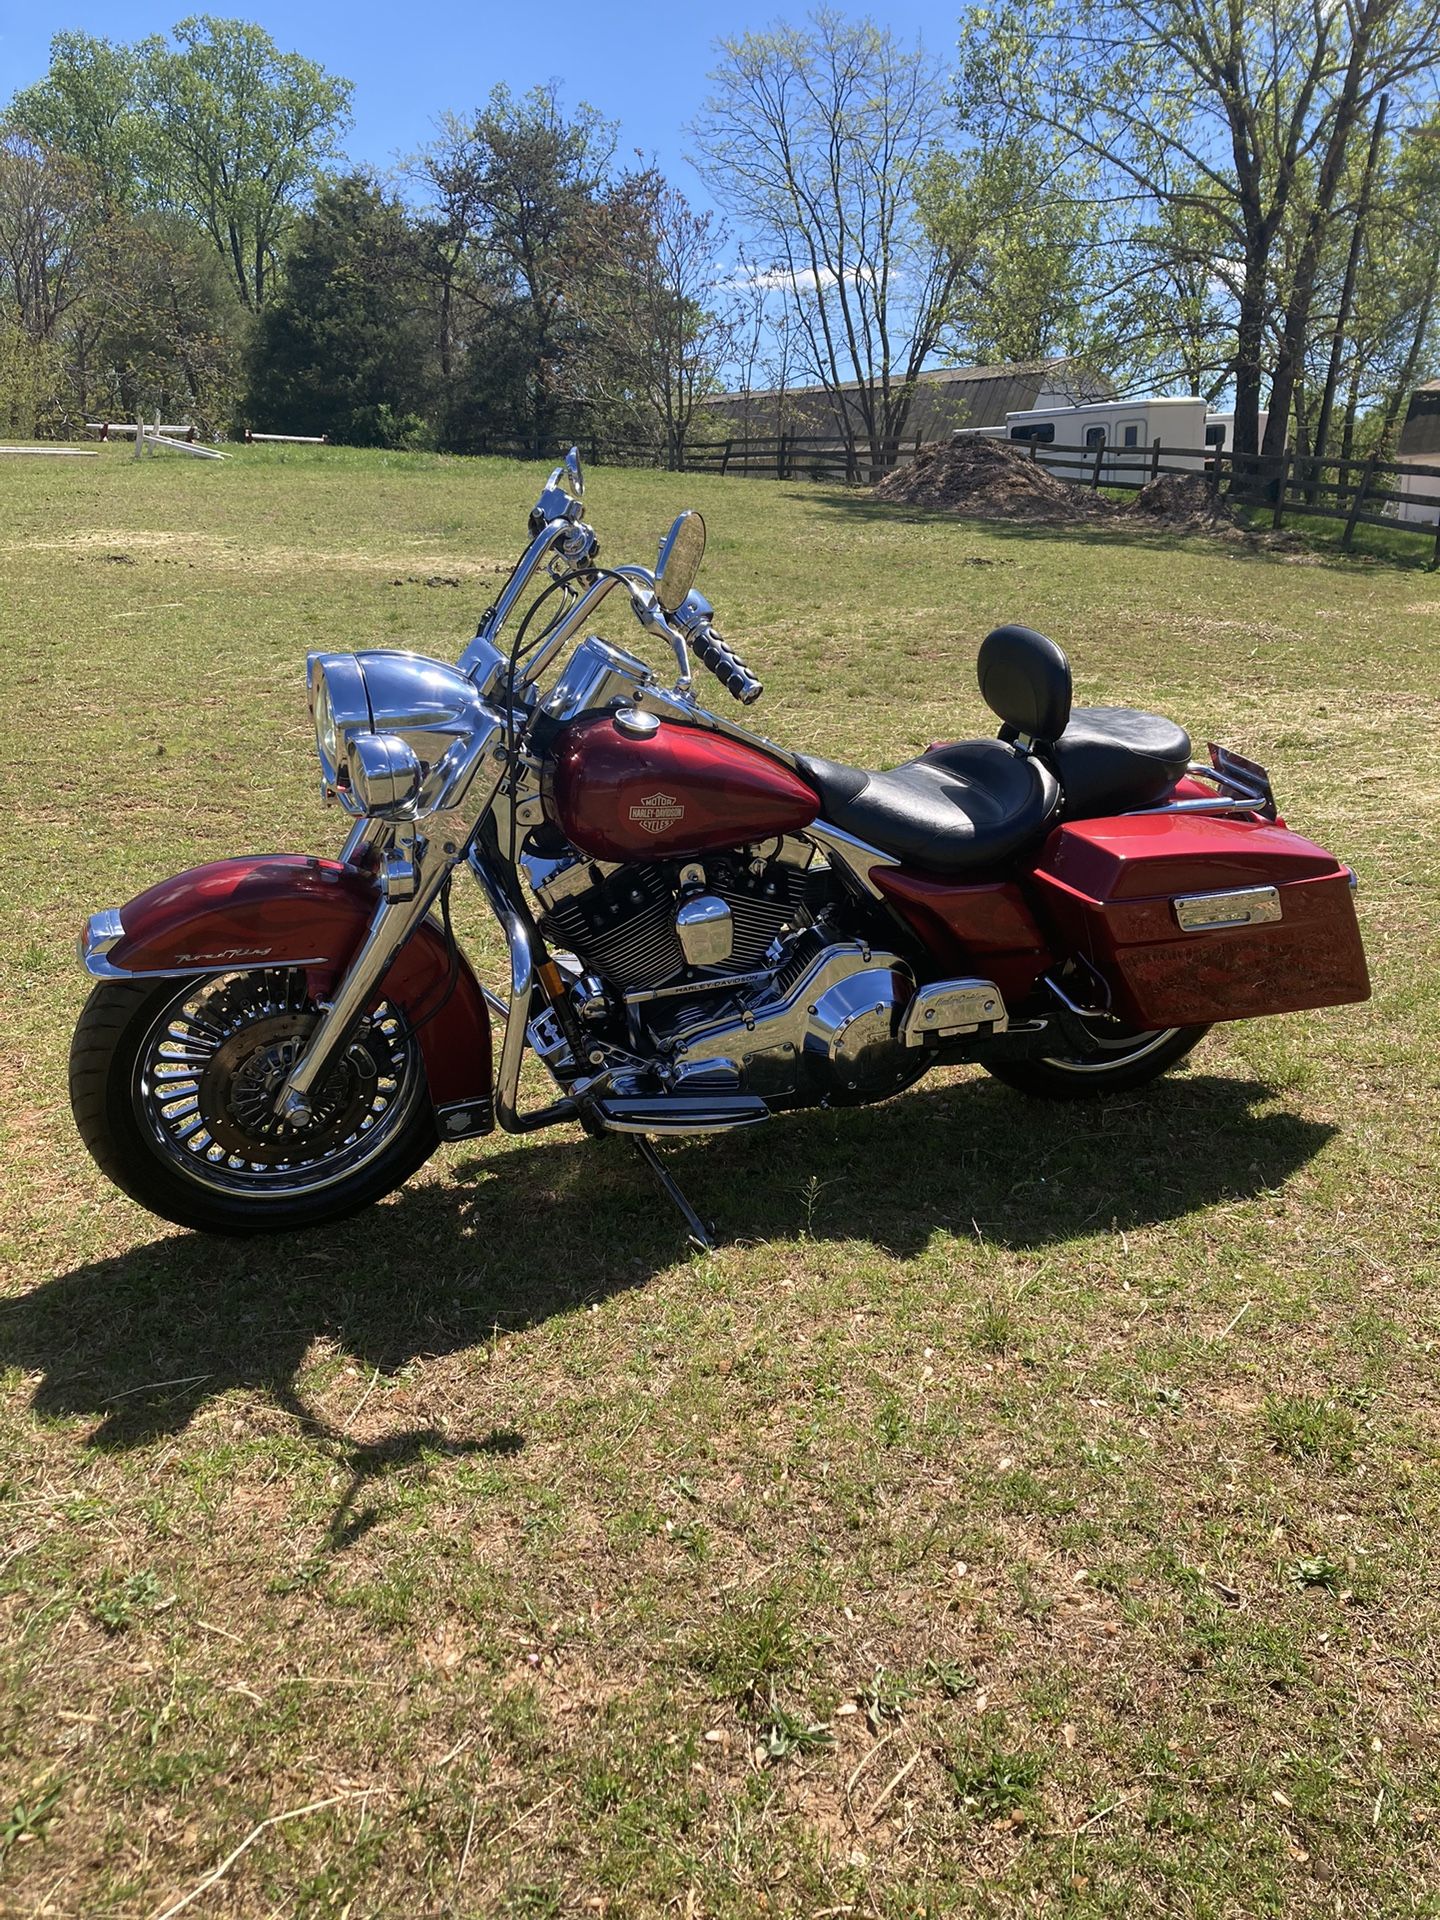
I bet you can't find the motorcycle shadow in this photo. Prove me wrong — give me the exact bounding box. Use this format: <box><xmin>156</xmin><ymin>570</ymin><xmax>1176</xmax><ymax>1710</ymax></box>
<box><xmin>6</xmin><ymin>1073</ymin><xmax>1334</xmax><ymax>1474</ymax></box>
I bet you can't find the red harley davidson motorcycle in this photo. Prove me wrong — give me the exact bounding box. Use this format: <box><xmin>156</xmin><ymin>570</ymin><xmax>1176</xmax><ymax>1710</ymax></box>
<box><xmin>71</xmin><ymin>452</ymin><xmax>1370</xmax><ymax>1247</ymax></box>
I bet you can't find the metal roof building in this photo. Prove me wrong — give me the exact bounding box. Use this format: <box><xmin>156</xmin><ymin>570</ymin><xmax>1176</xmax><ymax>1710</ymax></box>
<box><xmin>698</xmin><ymin>359</ymin><xmax>1110</xmax><ymax>445</ymax></box>
<box><xmin>1398</xmin><ymin>378</ymin><xmax>1440</xmax><ymax>461</ymax></box>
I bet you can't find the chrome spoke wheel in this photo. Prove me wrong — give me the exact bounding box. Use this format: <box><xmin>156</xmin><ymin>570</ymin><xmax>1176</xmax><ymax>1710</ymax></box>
<box><xmin>133</xmin><ymin>968</ymin><xmax>423</xmax><ymax>1200</ymax></box>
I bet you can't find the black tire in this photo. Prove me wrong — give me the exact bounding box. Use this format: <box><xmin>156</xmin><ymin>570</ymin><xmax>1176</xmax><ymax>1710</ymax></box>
<box><xmin>983</xmin><ymin>1020</ymin><xmax>1210</xmax><ymax>1100</ymax></box>
<box><xmin>70</xmin><ymin>970</ymin><xmax>439</xmax><ymax>1236</ymax></box>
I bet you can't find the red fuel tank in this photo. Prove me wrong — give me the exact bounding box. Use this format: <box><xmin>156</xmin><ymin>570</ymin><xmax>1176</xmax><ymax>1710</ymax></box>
<box><xmin>549</xmin><ymin>714</ymin><xmax>819</xmax><ymax>861</ymax></box>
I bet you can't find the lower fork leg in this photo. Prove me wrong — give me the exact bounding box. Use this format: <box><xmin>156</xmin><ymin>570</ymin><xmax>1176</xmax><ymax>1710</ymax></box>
<box><xmin>630</xmin><ymin>1135</ymin><xmax>714</xmax><ymax>1252</ymax></box>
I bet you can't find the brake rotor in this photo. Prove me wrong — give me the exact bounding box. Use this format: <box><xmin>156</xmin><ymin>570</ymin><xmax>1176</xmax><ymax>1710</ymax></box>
<box><xmin>198</xmin><ymin>1010</ymin><xmax>379</xmax><ymax>1165</ymax></box>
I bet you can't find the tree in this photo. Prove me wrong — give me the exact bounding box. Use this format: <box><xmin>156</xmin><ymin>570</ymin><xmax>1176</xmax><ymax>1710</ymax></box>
<box><xmin>5</xmin><ymin>31</ymin><xmax>154</xmax><ymax>212</ymax></box>
<box><xmin>83</xmin><ymin>214</ymin><xmax>247</xmax><ymax>429</ymax></box>
<box><xmin>570</xmin><ymin>173</ymin><xmax>741</xmax><ymax>465</ymax></box>
<box><xmin>693</xmin><ymin>12</ymin><xmax>967</xmax><ymax>478</ymax></box>
<box><xmin>955</xmin><ymin>0</ymin><xmax>1440</xmax><ymax>460</ymax></box>
<box><xmin>0</xmin><ymin>134</ymin><xmax>95</xmax><ymax>345</ymax></box>
<box><xmin>145</xmin><ymin>18</ymin><xmax>352</xmax><ymax>311</ymax></box>
<box><xmin>919</xmin><ymin>138</ymin><xmax>1103</xmax><ymax>370</ymax></box>
<box><xmin>414</xmin><ymin>84</ymin><xmax>616</xmax><ymax>448</ymax></box>
<box><xmin>246</xmin><ymin>174</ymin><xmax>436</xmax><ymax>445</ymax></box>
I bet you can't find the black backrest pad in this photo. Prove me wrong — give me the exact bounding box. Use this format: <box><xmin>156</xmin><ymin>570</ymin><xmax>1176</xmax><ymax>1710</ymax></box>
<box><xmin>977</xmin><ymin>625</ymin><xmax>1073</xmax><ymax>741</ymax></box>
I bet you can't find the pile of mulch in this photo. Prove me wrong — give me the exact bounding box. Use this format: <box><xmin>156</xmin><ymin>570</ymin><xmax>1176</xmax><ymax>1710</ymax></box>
<box><xmin>1128</xmin><ymin>470</ymin><xmax>1243</xmax><ymax>533</ymax></box>
<box><xmin>873</xmin><ymin>436</ymin><xmax>1106</xmax><ymax>524</ymax></box>
<box><xmin>875</xmin><ymin>437</ymin><xmax>1311</xmax><ymax>550</ymax></box>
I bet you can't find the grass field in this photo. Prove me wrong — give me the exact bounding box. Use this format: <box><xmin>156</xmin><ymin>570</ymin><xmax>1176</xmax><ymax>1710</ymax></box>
<box><xmin>1</xmin><ymin>444</ymin><xmax>1437</xmax><ymax>1918</ymax></box>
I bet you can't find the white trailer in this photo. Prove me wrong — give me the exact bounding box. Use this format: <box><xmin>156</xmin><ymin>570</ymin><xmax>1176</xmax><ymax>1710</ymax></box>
<box><xmin>1002</xmin><ymin>395</ymin><xmax>1209</xmax><ymax>484</ymax></box>
<box><xmin>1201</xmin><ymin>410</ymin><xmax>1270</xmax><ymax>453</ymax></box>
<box><xmin>1390</xmin><ymin>458</ymin><xmax>1440</xmax><ymax>526</ymax></box>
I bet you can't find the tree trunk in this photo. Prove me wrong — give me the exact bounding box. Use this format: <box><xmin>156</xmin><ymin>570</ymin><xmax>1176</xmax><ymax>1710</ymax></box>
<box><xmin>1314</xmin><ymin>95</ymin><xmax>1389</xmax><ymax>463</ymax></box>
<box><xmin>1262</xmin><ymin>13</ymin><xmax>1376</xmax><ymax>463</ymax></box>
<box><xmin>1374</xmin><ymin>258</ymin><xmax>1438</xmax><ymax>452</ymax></box>
<box><xmin>1231</xmin><ymin>252</ymin><xmax>1270</xmax><ymax>475</ymax></box>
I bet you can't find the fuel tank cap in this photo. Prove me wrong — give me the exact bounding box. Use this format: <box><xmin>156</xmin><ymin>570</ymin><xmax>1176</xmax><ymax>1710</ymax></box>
<box><xmin>613</xmin><ymin>706</ymin><xmax>660</xmax><ymax>738</ymax></box>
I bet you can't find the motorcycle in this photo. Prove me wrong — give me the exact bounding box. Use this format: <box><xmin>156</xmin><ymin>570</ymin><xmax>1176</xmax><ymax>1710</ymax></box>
<box><xmin>70</xmin><ymin>450</ymin><xmax>1370</xmax><ymax>1247</ymax></box>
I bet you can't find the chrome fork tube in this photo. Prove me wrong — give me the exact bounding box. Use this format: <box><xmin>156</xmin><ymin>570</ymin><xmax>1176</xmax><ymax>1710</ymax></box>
<box><xmin>277</xmin><ymin>844</ymin><xmax>452</xmax><ymax>1124</ymax></box>
<box><xmin>339</xmin><ymin>817</ymin><xmax>390</xmax><ymax>870</ymax></box>
<box><xmin>496</xmin><ymin>909</ymin><xmax>535</xmax><ymax>1134</ymax></box>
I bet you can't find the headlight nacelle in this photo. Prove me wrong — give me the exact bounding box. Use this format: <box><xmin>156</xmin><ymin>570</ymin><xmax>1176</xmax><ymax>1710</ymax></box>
<box><xmin>307</xmin><ymin>649</ymin><xmax>503</xmax><ymax>819</ymax></box>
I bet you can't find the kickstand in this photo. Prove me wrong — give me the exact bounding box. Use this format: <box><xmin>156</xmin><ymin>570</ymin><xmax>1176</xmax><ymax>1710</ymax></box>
<box><xmin>630</xmin><ymin>1135</ymin><xmax>715</xmax><ymax>1252</ymax></box>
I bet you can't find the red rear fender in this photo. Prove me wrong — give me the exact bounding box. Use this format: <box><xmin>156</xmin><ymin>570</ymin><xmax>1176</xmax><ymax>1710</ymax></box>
<box><xmin>90</xmin><ymin>855</ymin><xmax>493</xmax><ymax>1130</ymax></box>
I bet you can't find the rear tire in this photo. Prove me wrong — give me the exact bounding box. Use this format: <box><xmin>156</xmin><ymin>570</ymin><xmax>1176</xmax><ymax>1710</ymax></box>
<box><xmin>70</xmin><ymin>970</ymin><xmax>438</xmax><ymax>1235</ymax></box>
<box><xmin>984</xmin><ymin>1020</ymin><xmax>1209</xmax><ymax>1100</ymax></box>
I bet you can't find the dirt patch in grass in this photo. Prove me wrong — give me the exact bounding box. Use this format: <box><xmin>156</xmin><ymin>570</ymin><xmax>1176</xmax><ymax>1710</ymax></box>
<box><xmin>0</xmin><ymin>525</ymin><xmax>509</xmax><ymax>580</ymax></box>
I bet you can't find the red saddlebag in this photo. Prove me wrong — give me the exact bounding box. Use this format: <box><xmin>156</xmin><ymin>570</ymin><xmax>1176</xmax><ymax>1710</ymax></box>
<box><xmin>1028</xmin><ymin>813</ymin><xmax>1369</xmax><ymax>1028</ymax></box>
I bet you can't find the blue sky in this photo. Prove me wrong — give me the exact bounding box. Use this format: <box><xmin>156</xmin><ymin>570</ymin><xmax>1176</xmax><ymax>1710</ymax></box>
<box><xmin>3</xmin><ymin>1</ymin><xmax>958</xmax><ymax>208</ymax></box>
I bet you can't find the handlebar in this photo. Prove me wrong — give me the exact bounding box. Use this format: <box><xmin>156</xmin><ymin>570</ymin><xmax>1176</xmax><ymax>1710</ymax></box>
<box><xmin>460</xmin><ymin>466</ymin><xmax>764</xmax><ymax>711</ymax></box>
<box><xmin>689</xmin><ymin>624</ymin><xmax>763</xmax><ymax>705</ymax></box>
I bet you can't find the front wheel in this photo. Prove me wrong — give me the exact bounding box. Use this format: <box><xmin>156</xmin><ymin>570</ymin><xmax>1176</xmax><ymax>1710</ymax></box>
<box><xmin>983</xmin><ymin>1018</ymin><xmax>1210</xmax><ymax>1100</ymax></box>
<box><xmin>70</xmin><ymin>967</ymin><xmax>438</xmax><ymax>1235</ymax></box>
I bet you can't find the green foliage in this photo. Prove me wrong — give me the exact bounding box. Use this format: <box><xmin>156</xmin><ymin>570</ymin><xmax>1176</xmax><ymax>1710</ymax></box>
<box><xmin>6</xmin><ymin>30</ymin><xmax>153</xmax><ymax>210</ymax></box>
<box><xmin>918</xmin><ymin>137</ymin><xmax>1104</xmax><ymax>368</ymax></box>
<box><xmin>147</xmin><ymin>16</ymin><xmax>353</xmax><ymax>310</ymax></box>
<box><xmin>246</xmin><ymin>175</ymin><xmax>436</xmax><ymax>446</ymax></box>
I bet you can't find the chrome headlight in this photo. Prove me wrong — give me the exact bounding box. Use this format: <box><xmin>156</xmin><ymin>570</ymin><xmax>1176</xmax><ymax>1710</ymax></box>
<box><xmin>306</xmin><ymin>650</ymin><xmax>504</xmax><ymax>819</ymax></box>
<box><xmin>307</xmin><ymin>652</ymin><xmax>368</xmax><ymax>795</ymax></box>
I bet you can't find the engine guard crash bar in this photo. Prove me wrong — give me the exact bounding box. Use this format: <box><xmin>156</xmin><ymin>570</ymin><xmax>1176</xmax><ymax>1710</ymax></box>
<box><xmin>463</xmin><ymin>851</ymin><xmax>579</xmax><ymax>1136</ymax></box>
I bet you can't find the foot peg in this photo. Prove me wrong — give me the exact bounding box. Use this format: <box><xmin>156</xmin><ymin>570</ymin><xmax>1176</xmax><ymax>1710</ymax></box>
<box><xmin>900</xmin><ymin>979</ymin><xmax>1007</xmax><ymax>1047</ymax></box>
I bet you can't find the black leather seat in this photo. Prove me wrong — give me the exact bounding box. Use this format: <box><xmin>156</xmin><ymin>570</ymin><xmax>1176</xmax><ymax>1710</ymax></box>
<box><xmin>1043</xmin><ymin>707</ymin><xmax>1192</xmax><ymax>816</ymax></box>
<box><xmin>795</xmin><ymin>737</ymin><xmax>1059</xmax><ymax>877</ymax></box>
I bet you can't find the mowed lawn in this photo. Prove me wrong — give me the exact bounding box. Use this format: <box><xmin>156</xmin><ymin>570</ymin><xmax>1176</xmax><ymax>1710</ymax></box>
<box><xmin>1</xmin><ymin>444</ymin><xmax>1437</xmax><ymax>1919</ymax></box>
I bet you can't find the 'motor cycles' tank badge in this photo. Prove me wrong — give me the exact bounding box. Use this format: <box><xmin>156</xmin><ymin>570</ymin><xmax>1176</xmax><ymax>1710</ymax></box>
<box><xmin>629</xmin><ymin>791</ymin><xmax>685</xmax><ymax>835</ymax></box>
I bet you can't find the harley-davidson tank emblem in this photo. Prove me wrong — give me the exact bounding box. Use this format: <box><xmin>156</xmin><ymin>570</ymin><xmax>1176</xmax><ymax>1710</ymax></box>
<box><xmin>628</xmin><ymin>791</ymin><xmax>686</xmax><ymax>836</ymax></box>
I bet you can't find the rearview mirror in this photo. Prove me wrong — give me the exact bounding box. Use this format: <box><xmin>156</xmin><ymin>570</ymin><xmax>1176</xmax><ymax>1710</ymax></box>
<box><xmin>655</xmin><ymin>511</ymin><xmax>706</xmax><ymax>615</ymax></box>
<box><xmin>565</xmin><ymin>445</ymin><xmax>584</xmax><ymax>500</ymax></box>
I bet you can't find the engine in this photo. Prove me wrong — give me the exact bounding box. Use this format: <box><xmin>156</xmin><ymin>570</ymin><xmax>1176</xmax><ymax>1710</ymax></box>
<box><xmin>523</xmin><ymin>838</ymin><xmax>925</xmax><ymax>1107</ymax></box>
<box><xmin>528</xmin><ymin>839</ymin><xmax>827</xmax><ymax>992</ymax></box>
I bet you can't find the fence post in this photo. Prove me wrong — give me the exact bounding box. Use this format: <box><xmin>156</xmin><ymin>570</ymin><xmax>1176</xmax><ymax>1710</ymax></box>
<box><xmin>777</xmin><ymin>431</ymin><xmax>789</xmax><ymax>480</ymax></box>
<box><xmin>1028</xmin><ymin>439</ymin><xmax>1038</xmax><ymax>462</ymax></box>
<box><xmin>1090</xmin><ymin>441</ymin><xmax>1105</xmax><ymax>490</ymax></box>
<box><xmin>1431</xmin><ymin>508</ymin><xmax>1440</xmax><ymax>572</ymax></box>
<box><xmin>1272</xmin><ymin>451</ymin><xmax>1292</xmax><ymax>531</ymax></box>
<box><xmin>1151</xmin><ymin>436</ymin><xmax>1161</xmax><ymax>481</ymax></box>
<box><xmin>721</xmin><ymin>438</ymin><xmax>733</xmax><ymax>476</ymax></box>
<box><xmin>1342</xmin><ymin>451</ymin><xmax>1378</xmax><ymax>551</ymax></box>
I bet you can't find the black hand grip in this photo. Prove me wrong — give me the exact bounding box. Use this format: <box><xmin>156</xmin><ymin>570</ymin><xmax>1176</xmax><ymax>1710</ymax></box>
<box><xmin>692</xmin><ymin>626</ymin><xmax>763</xmax><ymax>705</ymax></box>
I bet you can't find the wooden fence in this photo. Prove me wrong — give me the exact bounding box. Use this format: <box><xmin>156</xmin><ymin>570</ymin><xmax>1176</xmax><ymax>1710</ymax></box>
<box><xmin>1019</xmin><ymin>437</ymin><xmax>1440</xmax><ymax>563</ymax></box>
<box><xmin>469</xmin><ymin>427</ymin><xmax>1439</xmax><ymax>564</ymax></box>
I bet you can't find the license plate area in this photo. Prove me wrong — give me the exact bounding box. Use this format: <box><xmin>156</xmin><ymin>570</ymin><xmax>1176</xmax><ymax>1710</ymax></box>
<box><xmin>1173</xmin><ymin>884</ymin><xmax>1282</xmax><ymax>932</ymax></box>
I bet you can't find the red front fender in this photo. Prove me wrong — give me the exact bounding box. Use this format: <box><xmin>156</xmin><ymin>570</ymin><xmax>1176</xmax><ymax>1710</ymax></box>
<box><xmin>88</xmin><ymin>855</ymin><xmax>494</xmax><ymax>1136</ymax></box>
